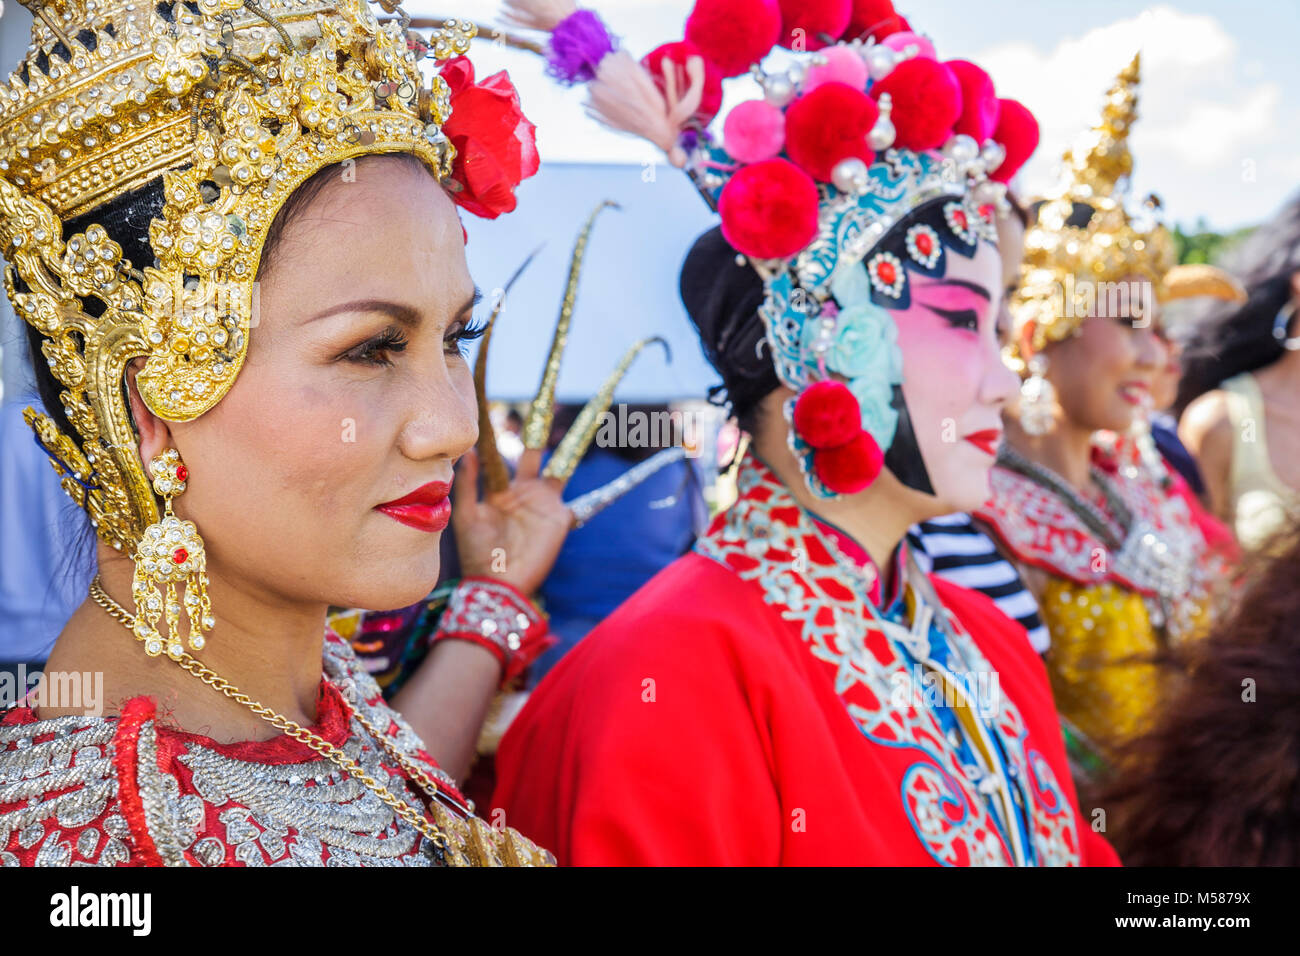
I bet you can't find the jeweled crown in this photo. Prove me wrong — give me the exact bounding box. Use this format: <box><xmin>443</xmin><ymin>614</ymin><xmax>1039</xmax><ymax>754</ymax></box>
<box><xmin>1010</xmin><ymin>53</ymin><xmax>1178</xmax><ymax>361</ymax></box>
<box><xmin>1</xmin><ymin>0</ymin><xmax>478</xmax><ymax>552</ymax></box>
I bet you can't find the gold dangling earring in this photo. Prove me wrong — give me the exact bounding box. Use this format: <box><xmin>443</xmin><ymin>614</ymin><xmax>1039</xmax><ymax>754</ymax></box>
<box><xmin>1018</xmin><ymin>353</ymin><xmax>1058</xmax><ymax>436</ymax></box>
<box><xmin>132</xmin><ymin>449</ymin><xmax>213</xmax><ymax>660</ymax></box>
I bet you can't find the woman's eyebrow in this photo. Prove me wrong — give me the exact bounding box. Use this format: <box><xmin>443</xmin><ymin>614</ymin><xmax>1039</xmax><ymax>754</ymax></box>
<box><xmin>304</xmin><ymin>288</ymin><xmax>480</xmax><ymax>327</ymax></box>
<box><xmin>915</xmin><ymin>278</ymin><xmax>991</xmax><ymax>300</ymax></box>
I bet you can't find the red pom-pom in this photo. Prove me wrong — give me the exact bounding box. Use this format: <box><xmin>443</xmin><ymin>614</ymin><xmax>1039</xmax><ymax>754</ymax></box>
<box><xmin>685</xmin><ymin>0</ymin><xmax>782</xmax><ymax>77</ymax></box>
<box><xmin>869</xmin><ymin>56</ymin><xmax>962</xmax><ymax>152</ymax></box>
<box><xmin>991</xmin><ymin>98</ymin><xmax>1039</xmax><ymax>183</ymax></box>
<box><xmin>642</xmin><ymin>41</ymin><xmax>725</xmax><ymax>126</ymax></box>
<box><xmin>844</xmin><ymin>0</ymin><xmax>903</xmax><ymax>40</ymax></box>
<box><xmin>793</xmin><ymin>380</ymin><xmax>862</xmax><ymax>449</ymax></box>
<box><xmin>718</xmin><ymin>159</ymin><xmax>820</xmax><ymax>259</ymax></box>
<box><xmin>814</xmin><ymin>431</ymin><xmax>884</xmax><ymax>493</ymax></box>
<box><xmin>947</xmin><ymin>60</ymin><xmax>1000</xmax><ymax>143</ymax></box>
<box><xmin>785</xmin><ymin>82</ymin><xmax>879</xmax><ymax>182</ymax></box>
<box><xmin>776</xmin><ymin>0</ymin><xmax>851</xmax><ymax>50</ymax></box>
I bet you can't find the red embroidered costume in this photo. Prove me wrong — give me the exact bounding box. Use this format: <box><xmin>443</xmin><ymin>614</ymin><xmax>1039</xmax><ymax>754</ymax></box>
<box><xmin>493</xmin><ymin>453</ymin><xmax>1120</xmax><ymax>866</ymax></box>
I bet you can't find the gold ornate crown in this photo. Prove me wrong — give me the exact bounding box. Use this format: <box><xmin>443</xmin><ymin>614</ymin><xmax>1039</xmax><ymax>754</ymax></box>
<box><xmin>1010</xmin><ymin>53</ymin><xmax>1178</xmax><ymax>364</ymax></box>
<box><xmin>1</xmin><ymin>0</ymin><xmax>476</xmax><ymax>553</ymax></box>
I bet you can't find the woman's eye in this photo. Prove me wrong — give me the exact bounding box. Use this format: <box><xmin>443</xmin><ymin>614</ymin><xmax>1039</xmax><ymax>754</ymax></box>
<box><xmin>445</xmin><ymin>318</ymin><xmax>487</xmax><ymax>357</ymax></box>
<box><xmin>343</xmin><ymin>327</ymin><xmax>408</xmax><ymax>367</ymax></box>
<box><xmin>926</xmin><ymin>305</ymin><xmax>981</xmax><ymax>332</ymax></box>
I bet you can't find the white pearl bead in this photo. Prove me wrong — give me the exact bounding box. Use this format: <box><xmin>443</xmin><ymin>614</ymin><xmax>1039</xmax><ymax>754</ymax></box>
<box><xmin>831</xmin><ymin>157</ymin><xmax>869</xmax><ymax>193</ymax></box>
<box><xmin>866</xmin><ymin>45</ymin><xmax>897</xmax><ymax>81</ymax></box>
<box><xmin>867</xmin><ymin>119</ymin><xmax>896</xmax><ymax>151</ymax></box>
<box><xmin>981</xmin><ymin>140</ymin><xmax>1006</xmax><ymax>172</ymax></box>
<box><xmin>945</xmin><ymin>134</ymin><xmax>980</xmax><ymax>163</ymax></box>
<box><xmin>764</xmin><ymin>76</ymin><xmax>795</xmax><ymax>107</ymax></box>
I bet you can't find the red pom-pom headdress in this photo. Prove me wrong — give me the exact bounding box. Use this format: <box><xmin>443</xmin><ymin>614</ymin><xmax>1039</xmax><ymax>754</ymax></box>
<box><xmin>499</xmin><ymin>0</ymin><xmax>1039</xmax><ymax>497</ymax></box>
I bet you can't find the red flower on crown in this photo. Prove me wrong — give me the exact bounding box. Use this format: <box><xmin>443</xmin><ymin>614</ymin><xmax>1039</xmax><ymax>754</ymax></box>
<box><xmin>439</xmin><ymin>58</ymin><xmax>540</xmax><ymax>220</ymax></box>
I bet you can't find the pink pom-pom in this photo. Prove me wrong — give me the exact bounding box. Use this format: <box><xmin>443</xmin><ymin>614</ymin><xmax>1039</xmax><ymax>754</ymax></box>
<box><xmin>870</xmin><ymin>56</ymin><xmax>962</xmax><ymax>151</ymax></box>
<box><xmin>804</xmin><ymin>45</ymin><xmax>870</xmax><ymax>93</ymax></box>
<box><xmin>785</xmin><ymin>82</ymin><xmax>878</xmax><ymax>181</ymax></box>
<box><xmin>947</xmin><ymin>60</ymin><xmax>1000</xmax><ymax>143</ymax></box>
<box><xmin>718</xmin><ymin>158</ymin><xmax>820</xmax><ymax>259</ymax></box>
<box><xmin>814</xmin><ymin>431</ymin><xmax>884</xmax><ymax>493</ymax></box>
<box><xmin>794</xmin><ymin>380</ymin><xmax>861</xmax><ymax>449</ymax></box>
<box><xmin>685</xmin><ymin>0</ymin><xmax>782</xmax><ymax>77</ymax></box>
<box><xmin>844</xmin><ymin>0</ymin><xmax>903</xmax><ymax>40</ymax></box>
<box><xmin>776</xmin><ymin>0</ymin><xmax>851</xmax><ymax>51</ymax></box>
<box><xmin>991</xmin><ymin>97</ymin><xmax>1039</xmax><ymax>183</ymax></box>
<box><xmin>724</xmin><ymin>99</ymin><xmax>786</xmax><ymax>163</ymax></box>
<box><xmin>881</xmin><ymin>30</ymin><xmax>935</xmax><ymax>60</ymax></box>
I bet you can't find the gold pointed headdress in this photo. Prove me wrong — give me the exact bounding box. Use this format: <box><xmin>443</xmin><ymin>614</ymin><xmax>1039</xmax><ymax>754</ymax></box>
<box><xmin>1</xmin><ymin>0</ymin><xmax>481</xmax><ymax>552</ymax></box>
<box><xmin>474</xmin><ymin>201</ymin><xmax>671</xmax><ymax>498</ymax></box>
<box><xmin>1010</xmin><ymin>53</ymin><xmax>1178</xmax><ymax>362</ymax></box>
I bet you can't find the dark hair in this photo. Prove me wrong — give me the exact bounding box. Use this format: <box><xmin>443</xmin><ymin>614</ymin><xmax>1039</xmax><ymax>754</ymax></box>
<box><xmin>1099</xmin><ymin>525</ymin><xmax>1300</xmax><ymax>865</ymax></box>
<box><xmin>1174</xmin><ymin>192</ymin><xmax>1300</xmax><ymax>415</ymax></box>
<box><xmin>679</xmin><ymin>227</ymin><xmax>779</xmax><ymax>433</ymax></box>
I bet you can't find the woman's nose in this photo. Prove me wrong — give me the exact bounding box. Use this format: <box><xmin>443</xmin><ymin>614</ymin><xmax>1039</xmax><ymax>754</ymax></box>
<box><xmin>398</xmin><ymin>363</ymin><xmax>478</xmax><ymax>463</ymax></box>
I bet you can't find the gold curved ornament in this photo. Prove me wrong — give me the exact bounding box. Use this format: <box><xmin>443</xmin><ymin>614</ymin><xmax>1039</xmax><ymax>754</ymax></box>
<box><xmin>474</xmin><ymin>249</ymin><xmax>541</xmax><ymax>494</ymax></box>
<box><xmin>522</xmin><ymin>199</ymin><xmax>620</xmax><ymax>449</ymax></box>
<box><xmin>1162</xmin><ymin>264</ymin><xmax>1247</xmax><ymax>303</ymax></box>
<box><xmin>542</xmin><ymin>336</ymin><xmax>671</xmax><ymax>484</ymax></box>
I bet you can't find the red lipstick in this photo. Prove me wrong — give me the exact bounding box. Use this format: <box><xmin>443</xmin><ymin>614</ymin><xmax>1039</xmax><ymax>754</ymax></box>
<box><xmin>375</xmin><ymin>480</ymin><xmax>452</xmax><ymax>533</ymax></box>
<box><xmin>964</xmin><ymin>429</ymin><xmax>1002</xmax><ymax>456</ymax></box>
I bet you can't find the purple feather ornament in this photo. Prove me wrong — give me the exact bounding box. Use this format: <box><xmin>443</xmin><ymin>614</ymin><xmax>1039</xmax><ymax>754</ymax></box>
<box><xmin>547</xmin><ymin>9</ymin><xmax>617</xmax><ymax>85</ymax></box>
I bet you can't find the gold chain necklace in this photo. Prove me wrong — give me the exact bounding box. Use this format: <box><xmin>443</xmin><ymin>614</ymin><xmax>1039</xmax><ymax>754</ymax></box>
<box><xmin>88</xmin><ymin>575</ymin><xmax>546</xmax><ymax>866</ymax></box>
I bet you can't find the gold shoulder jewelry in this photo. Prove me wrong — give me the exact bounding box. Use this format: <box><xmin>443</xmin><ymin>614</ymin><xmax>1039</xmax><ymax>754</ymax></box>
<box><xmin>89</xmin><ymin>575</ymin><xmax>554</xmax><ymax>866</ymax></box>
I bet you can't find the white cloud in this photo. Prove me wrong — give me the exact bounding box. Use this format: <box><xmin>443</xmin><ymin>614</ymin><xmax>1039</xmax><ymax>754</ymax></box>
<box><xmin>973</xmin><ymin>5</ymin><xmax>1284</xmax><ymax>228</ymax></box>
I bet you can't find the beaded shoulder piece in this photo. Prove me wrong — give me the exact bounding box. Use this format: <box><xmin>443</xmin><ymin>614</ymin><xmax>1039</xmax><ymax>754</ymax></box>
<box><xmin>0</xmin><ymin>631</ymin><xmax>551</xmax><ymax>866</ymax></box>
<box><xmin>0</xmin><ymin>0</ymin><xmax>475</xmax><ymax>553</ymax></box>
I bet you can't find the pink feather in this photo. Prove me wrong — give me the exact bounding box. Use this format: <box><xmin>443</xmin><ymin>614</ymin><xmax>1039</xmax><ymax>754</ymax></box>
<box><xmin>500</xmin><ymin>0</ymin><xmax>578</xmax><ymax>32</ymax></box>
<box><xmin>585</xmin><ymin>50</ymin><xmax>703</xmax><ymax>168</ymax></box>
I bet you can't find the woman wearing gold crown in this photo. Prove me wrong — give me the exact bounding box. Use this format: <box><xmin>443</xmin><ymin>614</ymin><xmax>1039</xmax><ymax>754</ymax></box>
<box><xmin>973</xmin><ymin>55</ymin><xmax>1239</xmax><ymax>780</ymax></box>
<box><xmin>484</xmin><ymin>0</ymin><xmax>1118</xmax><ymax>866</ymax></box>
<box><xmin>0</xmin><ymin>0</ymin><xmax>567</xmax><ymax>866</ymax></box>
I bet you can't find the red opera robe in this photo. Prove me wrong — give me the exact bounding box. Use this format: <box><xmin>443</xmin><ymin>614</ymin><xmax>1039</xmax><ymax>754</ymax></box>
<box><xmin>492</xmin><ymin>454</ymin><xmax>1119</xmax><ymax>866</ymax></box>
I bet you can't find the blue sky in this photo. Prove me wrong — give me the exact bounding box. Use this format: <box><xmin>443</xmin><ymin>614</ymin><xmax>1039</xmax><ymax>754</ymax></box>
<box><xmin>430</xmin><ymin>0</ymin><xmax>1300</xmax><ymax>231</ymax></box>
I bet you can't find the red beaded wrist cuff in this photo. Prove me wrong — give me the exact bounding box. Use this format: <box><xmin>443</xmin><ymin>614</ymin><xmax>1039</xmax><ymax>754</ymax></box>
<box><xmin>431</xmin><ymin>578</ymin><xmax>555</xmax><ymax>686</ymax></box>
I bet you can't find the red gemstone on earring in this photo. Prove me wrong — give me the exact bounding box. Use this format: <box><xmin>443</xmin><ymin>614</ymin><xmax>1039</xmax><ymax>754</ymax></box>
<box><xmin>176</xmin><ymin>465</ymin><xmax>188</xmax><ymax>481</ymax></box>
<box><xmin>915</xmin><ymin>233</ymin><xmax>933</xmax><ymax>256</ymax></box>
<box><xmin>877</xmin><ymin>260</ymin><xmax>897</xmax><ymax>285</ymax></box>
<box><xmin>172</xmin><ymin>547</ymin><xmax>189</xmax><ymax>564</ymax></box>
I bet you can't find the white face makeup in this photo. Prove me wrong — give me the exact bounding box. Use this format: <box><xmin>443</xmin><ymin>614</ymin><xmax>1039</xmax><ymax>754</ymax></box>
<box><xmin>892</xmin><ymin>240</ymin><xmax>1020</xmax><ymax>513</ymax></box>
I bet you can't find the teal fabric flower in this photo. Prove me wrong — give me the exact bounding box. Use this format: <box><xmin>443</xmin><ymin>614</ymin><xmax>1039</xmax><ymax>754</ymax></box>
<box><xmin>803</xmin><ymin>301</ymin><xmax>903</xmax><ymax>383</ymax></box>
<box><xmin>849</xmin><ymin>373</ymin><xmax>899</xmax><ymax>450</ymax></box>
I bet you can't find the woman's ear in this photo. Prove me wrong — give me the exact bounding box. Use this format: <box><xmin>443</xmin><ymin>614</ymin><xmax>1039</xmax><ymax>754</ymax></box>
<box><xmin>125</xmin><ymin>358</ymin><xmax>175</xmax><ymax>478</ymax></box>
<box><xmin>1017</xmin><ymin>319</ymin><xmax>1038</xmax><ymax>364</ymax></box>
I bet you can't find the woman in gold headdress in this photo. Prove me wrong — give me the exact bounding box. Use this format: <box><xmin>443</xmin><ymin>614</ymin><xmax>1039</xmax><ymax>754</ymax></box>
<box><xmin>975</xmin><ymin>55</ymin><xmax>1238</xmax><ymax>777</ymax></box>
<box><xmin>0</xmin><ymin>0</ymin><xmax>558</xmax><ymax>865</ymax></box>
